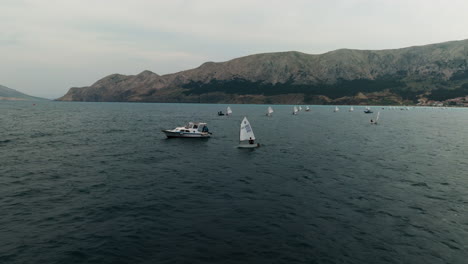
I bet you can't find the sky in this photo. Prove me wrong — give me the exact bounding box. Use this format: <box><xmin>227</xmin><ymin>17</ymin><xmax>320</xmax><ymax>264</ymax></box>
<box><xmin>1</xmin><ymin>0</ymin><xmax>468</xmax><ymax>99</ymax></box>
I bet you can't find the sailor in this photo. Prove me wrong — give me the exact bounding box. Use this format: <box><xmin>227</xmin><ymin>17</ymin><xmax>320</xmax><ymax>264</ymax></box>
<box><xmin>249</xmin><ymin>137</ymin><xmax>254</xmax><ymax>144</ymax></box>
<box><xmin>370</xmin><ymin>119</ymin><xmax>374</xmax><ymax>124</ymax></box>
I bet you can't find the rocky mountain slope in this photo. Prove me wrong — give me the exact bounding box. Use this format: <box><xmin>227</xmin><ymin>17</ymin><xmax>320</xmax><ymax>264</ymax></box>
<box><xmin>0</xmin><ymin>85</ymin><xmax>47</xmax><ymax>101</ymax></box>
<box><xmin>57</xmin><ymin>39</ymin><xmax>468</xmax><ymax>104</ymax></box>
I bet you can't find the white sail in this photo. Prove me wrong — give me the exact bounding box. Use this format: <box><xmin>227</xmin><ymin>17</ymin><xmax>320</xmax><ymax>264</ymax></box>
<box><xmin>371</xmin><ymin>111</ymin><xmax>380</xmax><ymax>124</ymax></box>
<box><xmin>305</xmin><ymin>106</ymin><xmax>310</xmax><ymax>111</ymax></box>
<box><xmin>349</xmin><ymin>106</ymin><xmax>354</xmax><ymax>112</ymax></box>
<box><xmin>299</xmin><ymin>106</ymin><xmax>302</xmax><ymax>111</ymax></box>
<box><xmin>240</xmin><ymin>117</ymin><xmax>255</xmax><ymax>141</ymax></box>
<box><xmin>267</xmin><ymin>106</ymin><xmax>274</xmax><ymax>115</ymax></box>
<box><xmin>334</xmin><ymin>106</ymin><xmax>339</xmax><ymax>112</ymax></box>
<box><xmin>226</xmin><ymin>106</ymin><xmax>232</xmax><ymax>115</ymax></box>
<box><xmin>293</xmin><ymin>106</ymin><xmax>298</xmax><ymax>114</ymax></box>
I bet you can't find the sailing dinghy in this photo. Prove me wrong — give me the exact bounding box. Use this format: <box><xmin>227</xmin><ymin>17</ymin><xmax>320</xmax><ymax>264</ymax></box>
<box><xmin>370</xmin><ymin>111</ymin><xmax>380</xmax><ymax>125</ymax></box>
<box><xmin>292</xmin><ymin>106</ymin><xmax>298</xmax><ymax>115</ymax></box>
<box><xmin>226</xmin><ymin>106</ymin><xmax>233</xmax><ymax>116</ymax></box>
<box><xmin>266</xmin><ymin>106</ymin><xmax>274</xmax><ymax>116</ymax></box>
<box><xmin>238</xmin><ymin>117</ymin><xmax>260</xmax><ymax>148</ymax></box>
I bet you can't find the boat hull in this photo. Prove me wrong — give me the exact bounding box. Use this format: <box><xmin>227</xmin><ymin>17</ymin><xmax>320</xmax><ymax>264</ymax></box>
<box><xmin>238</xmin><ymin>143</ymin><xmax>260</xmax><ymax>148</ymax></box>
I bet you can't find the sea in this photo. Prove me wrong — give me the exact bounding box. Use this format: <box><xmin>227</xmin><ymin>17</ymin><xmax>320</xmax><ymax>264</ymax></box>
<box><xmin>1</xmin><ymin>101</ymin><xmax>468</xmax><ymax>264</ymax></box>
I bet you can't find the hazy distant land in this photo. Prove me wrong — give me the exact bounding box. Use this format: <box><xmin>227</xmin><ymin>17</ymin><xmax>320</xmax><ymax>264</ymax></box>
<box><xmin>54</xmin><ymin>39</ymin><xmax>467</xmax><ymax>105</ymax></box>
<box><xmin>0</xmin><ymin>85</ymin><xmax>48</xmax><ymax>101</ymax></box>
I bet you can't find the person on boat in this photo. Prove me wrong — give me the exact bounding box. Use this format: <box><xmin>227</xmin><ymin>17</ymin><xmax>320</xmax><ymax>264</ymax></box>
<box><xmin>370</xmin><ymin>119</ymin><xmax>374</xmax><ymax>124</ymax></box>
<box><xmin>249</xmin><ymin>137</ymin><xmax>254</xmax><ymax>144</ymax></box>
<box><xmin>202</xmin><ymin>126</ymin><xmax>209</xmax><ymax>133</ymax></box>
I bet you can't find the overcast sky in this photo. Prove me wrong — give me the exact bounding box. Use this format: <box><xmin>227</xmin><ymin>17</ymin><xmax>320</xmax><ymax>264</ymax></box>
<box><xmin>1</xmin><ymin>0</ymin><xmax>468</xmax><ymax>98</ymax></box>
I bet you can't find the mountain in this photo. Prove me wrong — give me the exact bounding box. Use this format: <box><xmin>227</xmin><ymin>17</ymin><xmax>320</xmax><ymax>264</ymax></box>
<box><xmin>0</xmin><ymin>85</ymin><xmax>48</xmax><ymax>101</ymax></box>
<box><xmin>57</xmin><ymin>39</ymin><xmax>468</xmax><ymax>105</ymax></box>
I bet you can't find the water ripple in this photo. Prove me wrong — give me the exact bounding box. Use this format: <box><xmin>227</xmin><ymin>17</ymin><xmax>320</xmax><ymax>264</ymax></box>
<box><xmin>1</xmin><ymin>102</ymin><xmax>468</xmax><ymax>264</ymax></box>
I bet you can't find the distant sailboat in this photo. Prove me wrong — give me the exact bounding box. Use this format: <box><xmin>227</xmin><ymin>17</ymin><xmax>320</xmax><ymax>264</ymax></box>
<box><xmin>238</xmin><ymin>117</ymin><xmax>260</xmax><ymax>148</ymax></box>
<box><xmin>299</xmin><ymin>106</ymin><xmax>302</xmax><ymax>111</ymax></box>
<box><xmin>293</xmin><ymin>106</ymin><xmax>298</xmax><ymax>115</ymax></box>
<box><xmin>334</xmin><ymin>106</ymin><xmax>339</xmax><ymax>112</ymax></box>
<box><xmin>364</xmin><ymin>106</ymin><xmax>373</xmax><ymax>114</ymax></box>
<box><xmin>226</xmin><ymin>106</ymin><xmax>232</xmax><ymax>116</ymax></box>
<box><xmin>266</xmin><ymin>106</ymin><xmax>274</xmax><ymax>116</ymax></box>
<box><xmin>371</xmin><ymin>111</ymin><xmax>380</xmax><ymax>125</ymax></box>
<box><xmin>305</xmin><ymin>106</ymin><xmax>310</xmax><ymax>111</ymax></box>
<box><xmin>349</xmin><ymin>106</ymin><xmax>354</xmax><ymax>112</ymax></box>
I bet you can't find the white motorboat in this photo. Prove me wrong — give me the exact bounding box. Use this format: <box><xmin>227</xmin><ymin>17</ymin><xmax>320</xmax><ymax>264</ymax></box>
<box><xmin>162</xmin><ymin>122</ymin><xmax>211</xmax><ymax>138</ymax></box>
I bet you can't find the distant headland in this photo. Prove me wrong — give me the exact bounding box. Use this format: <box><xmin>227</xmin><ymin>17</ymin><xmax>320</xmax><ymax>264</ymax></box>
<box><xmin>0</xmin><ymin>85</ymin><xmax>48</xmax><ymax>101</ymax></box>
<box><xmin>57</xmin><ymin>39</ymin><xmax>468</xmax><ymax>106</ymax></box>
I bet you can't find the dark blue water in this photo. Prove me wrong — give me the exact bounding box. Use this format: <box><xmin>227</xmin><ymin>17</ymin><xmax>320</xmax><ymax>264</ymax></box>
<box><xmin>1</xmin><ymin>101</ymin><xmax>468</xmax><ymax>264</ymax></box>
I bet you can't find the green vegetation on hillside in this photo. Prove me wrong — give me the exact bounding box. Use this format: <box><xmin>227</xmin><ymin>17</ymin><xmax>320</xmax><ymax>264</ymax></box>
<box><xmin>428</xmin><ymin>83</ymin><xmax>468</xmax><ymax>101</ymax></box>
<box><xmin>183</xmin><ymin>77</ymin><xmax>408</xmax><ymax>100</ymax></box>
